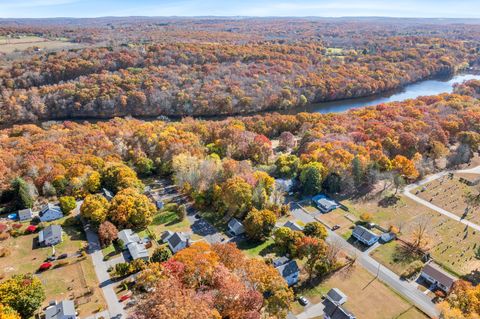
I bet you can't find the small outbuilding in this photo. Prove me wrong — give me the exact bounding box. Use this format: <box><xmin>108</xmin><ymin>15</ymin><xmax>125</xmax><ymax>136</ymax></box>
<box><xmin>39</xmin><ymin>225</ymin><xmax>63</xmax><ymax>246</ymax></box>
<box><xmin>18</xmin><ymin>208</ymin><xmax>34</xmax><ymax>221</ymax></box>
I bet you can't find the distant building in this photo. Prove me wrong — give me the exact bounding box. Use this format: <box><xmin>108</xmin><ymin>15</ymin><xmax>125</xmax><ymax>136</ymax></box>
<box><xmin>351</xmin><ymin>225</ymin><xmax>379</xmax><ymax>246</ymax></box>
<box><xmin>312</xmin><ymin>195</ymin><xmax>340</xmax><ymax>213</ymax></box>
<box><xmin>18</xmin><ymin>208</ymin><xmax>33</xmax><ymax>221</ymax></box>
<box><xmin>273</xmin><ymin>257</ymin><xmax>300</xmax><ymax>286</ymax></box>
<box><xmin>44</xmin><ymin>300</ymin><xmax>77</xmax><ymax>319</ymax></box>
<box><xmin>118</xmin><ymin>229</ymin><xmax>149</xmax><ymax>261</ymax></box>
<box><xmin>327</xmin><ymin>288</ymin><xmax>348</xmax><ymax>305</ymax></box>
<box><xmin>283</xmin><ymin>220</ymin><xmax>304</xmax><ymax>232</ymax></box>
<box><xmin>39</xmin><ymin>225</ymin><xmax>63</xmax><ymax>246</ymax></box>
<box><xmin>420</xmin><ymin>262</ymin><xmax>457</xmax><ymax>293</ymax></box>
<box><xmin>39</xmin><ymin>204</ymin><xmax>63</xmax><ymax>222</ymax></box>
<box><xmin>162</xmin><ymin>231</ymin><xmax>189</xmax><ymax>254</ymax></box>
<box><xmin>322</xmin><ymin>296</ymin><xmax>356</xmax><ymax>319</ymax></box>
<box><xmin>227</xmin><ymin>218</ymin><xmax>245</xmax><ymax>236</ymax></box>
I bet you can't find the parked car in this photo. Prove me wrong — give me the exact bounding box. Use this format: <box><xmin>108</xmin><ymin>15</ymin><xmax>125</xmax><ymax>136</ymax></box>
<box><xmin>45</xmin><ymin>256</ymin><xmax>56</xmax><ymax>262</ymax></box>
<box><xmin>39</xmin><ymin>262</ymin><xmax>53</xmax><ymax>271</ymax></box>
<box><xmin>298</xmin><ymin>296</ymin><xmax>309</xmax><ymax>306</ymax></box>
<box><xmin>57</xmin><ymin>253</ymin><xmax>68</xmax><ymax>259</ymax></box>
<box><xmin>119</xmin><ymin>295</ymin><xmax>130</xmax><ymax>302</ymax></box>
<box><xmin>331</xmin><ymin>224</ymin><xmax>340</xmax><ymax>231</ymax></box>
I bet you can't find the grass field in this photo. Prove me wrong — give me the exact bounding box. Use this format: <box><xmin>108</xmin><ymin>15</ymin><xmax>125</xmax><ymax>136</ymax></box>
<box><xmin>0</xmin><ymin>36</ymin><xmax>79</xmax><ymax>53</ymax></box>
<box><xmin>293</xmin><ymin>265</ymin><xmax>428</xmax><ymax>318</ymax></box>
<box><xmin>343</xmin><ymin>195</ymin><xmax>480</xmax><ymax>276</ymax></box>
<box><xmin>370</xmin><ymin>241</ymin><xmax>422</xmax><ymax>276</ymax></box>
<box><xmin>0</xmin><ymin>217</ymin><xmax>105</xmax><ymax>317</ymax></box>
<box><xmin>236</xmin><ymin>238</ymin><xmax>276</xmax><ymax>258</ymax></box>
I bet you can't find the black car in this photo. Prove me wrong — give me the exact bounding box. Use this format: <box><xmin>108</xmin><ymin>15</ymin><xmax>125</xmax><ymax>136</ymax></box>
<box><xmin>331</xmin><ymin>224</ymin><xmax>340</xmax><ymax>231</ymax></box>
<box><xmin>57</xmin><ymin>253</ymin><xmax>68</xmax><ymax>260</ymax></box>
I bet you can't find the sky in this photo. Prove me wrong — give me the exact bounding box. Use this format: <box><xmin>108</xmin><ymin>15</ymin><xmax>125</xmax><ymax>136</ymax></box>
<box><xmin>0</xmin><ymin>0</ymin><xmax>479</xmax><ymax>19</ymax></box>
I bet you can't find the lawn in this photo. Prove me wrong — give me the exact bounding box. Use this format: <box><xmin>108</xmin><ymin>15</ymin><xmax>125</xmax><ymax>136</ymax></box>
<box><xmin>293</xmin><ymin>265</ymin><xmax>428</xmax><ymax>319</ymax></box>
<box><xmin>370</xmin><ymin>241</ymin><xmax>422</xmax><ymax>276</ymax></box>
<box><xmin>0</xmin><ymin>217</ymin><xmax>105</xmax><ymax>317</ymax></box>
<box><xmin>342</xmin><ymin>194</ymin><xmax>480</xmax><ymax>276</ymax></box>
<box><xmin>148</xmin><ymin>210</ymin><xmax>191</xmax><ymax>237</ymax></box>
<box><xmin>236</xmin><ymin>238</ymin><xmax>276</xmax><ymax>258</ymax></box>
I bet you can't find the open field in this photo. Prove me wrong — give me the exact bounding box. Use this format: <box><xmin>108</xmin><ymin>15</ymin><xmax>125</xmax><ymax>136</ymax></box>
<box><xmin>0</xmin><ymin>217</ymin><xmax>106</xmax><ymax>317</ymax></box>
<box><xmin>416</xmin><ymin>173</ymin><xmax>480</xmax><ymax>224</ymax></box>
<box><xmin>293</xmin><ymin>265</ymin><xmax>428</xmax><ymax>319</ymax></box>
<box><xmin>0</xmin><ymin>36</ymin><xmax>79</xmax><ymax>54</ymax></box>
<box><xmin>341</xmin><ymin>195</ymin><xmax>480</xmax><ymax>276</ymax></box>
<box><xmin>370</xmin><ymin>241</ymin><xmax>422</xmax><ymax>277</ymax></box>
<box><xmin>237</xmin><ymin>238</ymin><xmax>276</xmax><ymax>258</ymax></box>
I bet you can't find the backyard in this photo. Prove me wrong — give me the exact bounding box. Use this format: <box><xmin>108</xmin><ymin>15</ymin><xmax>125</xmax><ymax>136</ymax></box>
<box><xmin>293</xmin><ymin>265</ymin><xmax>428</xmax><ymax>319</ymax></box>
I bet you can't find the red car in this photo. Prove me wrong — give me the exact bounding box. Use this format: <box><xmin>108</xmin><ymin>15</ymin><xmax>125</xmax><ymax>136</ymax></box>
<box><xmin>119</xmin><ymin>295</ymin><xmax>130</xmax><ymax>302</ymax></box>
<box><xmin>26</xmin><ymin>225</ymin><xmax>37</xmax><ymax>233</ymax></box>
<box><xmin>39</xmin><ymin>262</ymin><xmax>53</xmax><ymax>271</ymax></box>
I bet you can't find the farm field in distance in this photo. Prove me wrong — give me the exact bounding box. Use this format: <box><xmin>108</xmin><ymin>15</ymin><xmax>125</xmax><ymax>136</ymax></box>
<box><xmin>0</xmin><ymin>35</ymin><xmax>79</xmax><ymax>53</ymax></box>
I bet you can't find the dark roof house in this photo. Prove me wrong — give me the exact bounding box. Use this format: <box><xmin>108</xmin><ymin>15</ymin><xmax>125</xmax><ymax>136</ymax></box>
<box><xmin>323</xmin><ymin>296</ymin><xmax>356</xmax><ymax>319</ymax></box>
<box><xmin>420</xmin><ymin>262</ymin><xmax>457</xmax><ymax>293</ymax></box>
<box><xmin>351</xmin><ymin>225</ymin><xmax>379</xmax><ymax>246</ymax></box>
<box><xmin>327</xmin><ymin>288</ymin><xmax>348</xmax><ymax>305</ymax></box>
<box><xmin>273</xmin><ymin>257</ymin><xmax>300</xmax><ymax>286</ymax></box>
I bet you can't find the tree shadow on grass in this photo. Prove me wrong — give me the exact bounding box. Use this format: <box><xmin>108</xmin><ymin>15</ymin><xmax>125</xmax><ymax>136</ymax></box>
<box><xmin>378</xmin><ymin>195</ymin><xmax>401</xmax><ymax>208</ymax></box>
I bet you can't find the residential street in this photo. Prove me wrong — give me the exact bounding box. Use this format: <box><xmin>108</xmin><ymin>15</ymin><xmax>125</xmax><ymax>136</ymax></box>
<box><xmin>290</xmin><ymin>202</ymin><xmax>440</xmax><ymax>318</ymax></box>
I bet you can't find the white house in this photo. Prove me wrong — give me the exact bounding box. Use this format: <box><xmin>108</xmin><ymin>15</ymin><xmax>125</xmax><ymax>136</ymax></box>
<box><xmin>18</xmin><ymin>208</ymin><xmax>33</xmax><ymax>221</ymax></box>
<box><xmin>227</xmin><ymin>218</ymin><xmax>245</xmax><ymax>236</ymax></box>
<box><xmin>39</xmin><ymin>204</ymin><xmax>63</xmax><ymax>222</ymax></box>
<box><xmin>118</xmin><ymin>229</ymin><xmax>149</xmax><ymax>261</ymax></box>
<box><xmin>420</xmin><ymin>262</ymin><xmax>457</xmax><ymax>293</ymax></box>
<box><xmin>351</xmin><ymin>225</ymin><xmax>379</xmax><ymax>246</ymax></box>
<box><xmin>312</xmin><ymin>194</ymin><xmax>340</xmax><ymax>213</ymax></box>
<box><xmin>273</xmin><ymin>257</ymin><xmax>300</xmax><ymax>286</ymax></box>
<box><xmin>44</xmin><ymin>300</ymin><xmax>77</xmax><ymax>319</ymax></box>
<box><xmin>39</xmin><ymin>225</ymin><xmax>63</xmax><ymax>246</ymax></box>
<box><xmin>162</xmin><ymin>231</ymin><xmax>189</xmax><ymax>254</ymax></box>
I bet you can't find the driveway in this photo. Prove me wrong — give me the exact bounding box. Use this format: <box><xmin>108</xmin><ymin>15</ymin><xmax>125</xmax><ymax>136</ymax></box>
<box><xmin>295</xmin><ymin>302</ymin><xmax>325</xmax><ymax>319</ymax></box>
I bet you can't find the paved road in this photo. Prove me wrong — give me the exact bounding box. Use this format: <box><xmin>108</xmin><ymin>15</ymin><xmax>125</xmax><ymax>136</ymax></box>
<box><xmin>290</xmin><ymin>203</ymin><xmax>439</xmax><ymax>318</ymax></box>
<box><xmin>404</xmin><ymin>166</ymin><xmax>480</xmax><ymax>232</ymax></box>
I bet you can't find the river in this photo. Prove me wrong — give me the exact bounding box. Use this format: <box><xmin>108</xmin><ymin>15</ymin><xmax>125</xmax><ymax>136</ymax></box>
<box><xmin>287</xmin><ymin>73</ymin><xmax>480</xmax><ymax>114</ymax></box>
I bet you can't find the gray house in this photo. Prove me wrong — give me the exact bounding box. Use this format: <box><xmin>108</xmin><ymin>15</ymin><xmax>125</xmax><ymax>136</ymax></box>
<box><xmin>39</xmin><ymin>225</ymin><xmax>63</xmax><ymax>246</ymax></box>
<box><xmin>283</xmin><ymin>220</ymin><xmax>304</xmax><ymax>232</ymax></box>
<box><xmin>312</xmin><ymin>194</ymin><xmax>340</xmax><ymax>213</ymax></box>
<box><xmin>39</xmin><ymin>204</ymin><xmax>63</xmax><ymax>222</ymax></box>
<box><xmin>162</xmin><ymin>231</ymin><xmax>189</xmax><ymax>254</ymax></box>
<box><xmin>351</xmin><ymin>225</ymin><xmax>379</xmax><ymax>246</ymax></box>
<box><xmin>44</xmin><ymin>300</ymin><xmax>77</xmax><ymax>319</ymax></box>
<box><xmin>323</xmin><ymin>296</ymin><xmax>356</xmax><ymax>319</ymax></box>
<box><xmin>273</xmin><ymin>257</ymin><xmax>300</xmax><ymax>286</ymax></box>
<box><xmin>227</xmin><ymin>218</ymin><xmax>245</xmax><ymax>236</ymax></box>
<box><xmin>117</xmin><ymin>229</ymin><xmax>149</xmax><ymax>261</ymax></box>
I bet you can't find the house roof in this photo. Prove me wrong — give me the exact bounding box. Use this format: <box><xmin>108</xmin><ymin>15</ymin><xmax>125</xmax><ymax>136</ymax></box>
<box><xmin>127</xmin><ymin>242</ymin><xmax>149</xmax><ymax>260</ymax></box>
<box><xmin>18</xmin><ymin>208</ymin><xmax>33</xmax><ymax>219</ymax></box>
<box><xmin>39</xmin><ymin>204</ymin><xmax>62</xmax><ymax>217</ymax></box>
<box><xmin>312</xmin><ymin>195</ymin><xmax>339</xmax><ymax>211</ymax></box>
<box><xmin>275</xmin><ymin>260</ymin><xmax>299</xmax><ymax>278</ymax></box>
<box><xmin>161</xmin><ymin>230</ymin><xmax>174</xmax><ymax>242</ymax></box>
<box><xmin>45</xmin><ymin>300</ymin><xmax>76</xmax><ymax>319</ymax></box>
<box><xmin>167</xmin><ymin>232</ymin><xmax>188</xmax><ymax>248</ymax></box>
<box><xmin>273</xmin><ymin>256</ymin><xmax>290</xmax><ymax>268</ymax></box>
<box><xmin>352</xmin><ymin>225</ymin><xmax>379</xmax><ymax>243</ymax></box>
<box><xmin>322</xmin><ymin>297</ymin><xmax>356</xmax><ymax>319</ymax></box>
<box><xmin>422</xmin><ymin>262</ymin><xmax>457</xmax><ymax>290</ymax></box>
<box><xmin>327</xmin><ymin>288</ymin><xmax>347</xmax><ymax>305</ymax></box>
<box><xmin>284</xmin><ymin>220</ymin><xmax>304</xmax><ymax>231</ymax></box>
<box><xmin>118</xmin><ymin>229</ymin><xmax>140</xmax><ymax>245</ymax></box>
<box><xmin>228</xmin><ymin>218</ymin><xmax>245</xmax><ymax>234</ymax></box>
<box><xmin>40</xmin><ymin>225</ymin><xmax>62</xmax><ymax>242</ymax></box>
